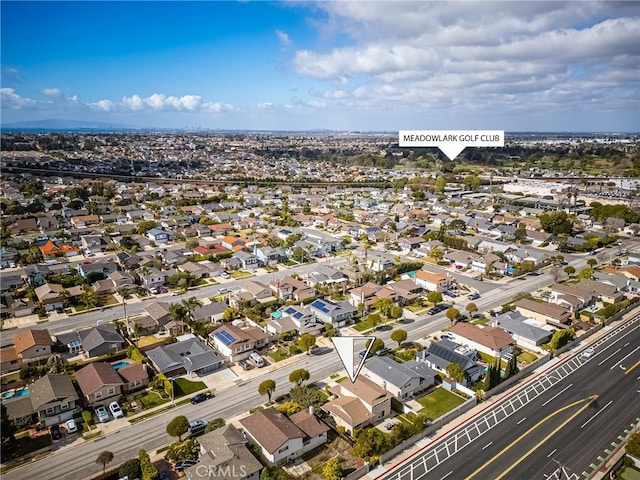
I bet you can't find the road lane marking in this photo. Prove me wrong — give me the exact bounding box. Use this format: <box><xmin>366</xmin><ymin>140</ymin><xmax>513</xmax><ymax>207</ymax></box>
<box><xmin>482</xmin><ymin>442</ymin><xmax>492</xmax><ymax>450</ymax></box>
<box><xmin>625</xmin><ymin>360</ymin><xmax>640</xmax><ymax>375</ymax></box>
<box><xmin>493</xmin><ymin>396</ymin><xmax>599</xmax><ymax>480</ymax></box>
<box><xmin>599</xmin><ymin>349</ymin><xmax>621</xmax><ymax>365</ymax></box>
<box><xmin>580</xmin><ymin>400</ymin><xmax>613</xmax><ymax>429</ymax></box>
<box><xmin>517</xmin><ymin>417</ymin><xmax>526</xmax><ymax>425</ymax></box>
<box><xmin>611</xmin><ymin>345</ymin><xmax>640</xmax><ymax>370</ymax></box>
<box><xmin>463</xmin><ymin>395</ymin><xmax>598</xmax><ymax>480</ymax></box>
<box><xmin>542</xmin><ymin>383</ymin><xmax>573</xmax><ymax>406</ymax></box>
<box><xmin>547</xmin><ymin>449</ymin><xmax>557</xmax><ymax>458</ymax></box>
<box><xmin>441</xmin><ymin>471</ymin><xmax>453</xmax><ymax>480</ymax></box>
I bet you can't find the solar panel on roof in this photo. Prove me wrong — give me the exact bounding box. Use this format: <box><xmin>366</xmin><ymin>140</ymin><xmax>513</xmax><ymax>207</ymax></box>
<box><xmin>311</xmin><ymin>300</ymin><xmax>330</xmax><ymax>313</ymax></box>
<box><xmin>294</xmin><ymin>312</ymin><xmax>303</xmax><ymax>319</ymax></box>
<box><xmin>285</xmin><ymin>307</ymin><xmax>297</xmax><ymax>315</ymax></box>
<box><xmin>214</xmin><ymin>331</ymin><xmax>236</xmax><ymax>346</ymax></box>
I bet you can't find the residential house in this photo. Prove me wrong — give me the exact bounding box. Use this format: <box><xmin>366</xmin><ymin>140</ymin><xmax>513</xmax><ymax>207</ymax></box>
<box><xmin>13</xmin><ymin>329</ymin><xmax>54</xmax><ymax>366</ymax></box>
<box><xmin>270</xmin><ymin>276</ymin><xmax>316</xmax><ymax>302</ymax></box>
<box><xmin>143</xmin><ymin>301</ymin><xmax>173</xmax><ymax>328</ymax></box>
<box><xmin>549</xmin><ymin>283</ymin><xmax>595</xmax><ymax>311</ymax></box>
<box><xmin>147</xmin><ymin>228</ymin><xmax>173</xmax><ymax>244</ymax></box>
<box><xmin>147</xmin><ymin>335</ymin><xmax>225</xmax><ymax>377</ymax></box>
<box><xmin>209</xmin><ymin>324</ymin><xmax>272</xmax><ymax>362</ymax></box>
<box><xmin>240</xmin><ymin>407</ymin><xmax>329</xmax><ymax>466</ymax></box>
<box><xmin>39</xmin><ymin>240</ymin><xmax>80</xmax><ymax>260</ymax></box>
<box><xmin>490</xmin><ymin>311</ymin><xmax>553</xmax><ymax>349</ymax></box>
<box><xmin>416</xmin><ymin>342</ymin><xmax>484</xmax><ymax>386</ymax></box>
<box><xmin>4</xmin><ymin>373</ymin><xmax>79</xmax><ymax>427</ymax></box>
<box><xmin>241</xmin><ymin>281</ymin><xmax>274</xmax><ymax>302</ymax></box>
<box><xmin>34</xmin><ymin>283</ymin><xmax>68</xmax><ymax>312</ymax></box>
<box><xmin>193</xmin><ymin>243</ymin><xmax>232</xmax><ymax>257</ymax></box>
<box><xmin>191</xmin><ymin>302</ymin><xmax>228</xmax><ymax>323</ymax></box>
<box><xmin>362</xmin><ymin>356</ymin><xmax>435</xmax><ymax>401</ymax></box>
<box><xmin>414</xmin><ymin>270</ymin><xmax>453</xmax><ymax>292</ymax></box>
<box><xmin>0</xmin><ymin>294</ymin><xmax>34</xmax><ymax>319</ymax></box>
<box><xmin>576</xmin><ymin>279</ymin><xmax>626</xmax><ymax>304</ymax></box>
<box><xmin>220</xmin><ymin>236</ymin><xmax>249</xmax><ymax>251</ymax></box>
<box><xmin>208</xmin><ymin>222</ymin><xmax>234</xmax><ymax>237</ymax></box>
<box><xmin>139</xmin><ymin>267</ymin><xmax>165</xmax><ymax>290</ymax></box>
<box><xmin>77</xmin><ymin>260</ymin><xmax>118</xmax><ymax>279</ymax></box>
<box><xmin>232</xmin><ymin>250</ymin><xmax>260</xmax><ymax>270</ymax></box>
<box><xmin>70</xmin><ymin>215</ymin><xmax>100</xmax><ymax>228</ymax></box>
<box><xmin>449</xmin><ymin>323</ymin><xmax>515</xmax><ymax>358</ymax></box>
<box><xmin>398</xmin><ymin>236</ymin><xmax>425</xmax><ymax>253</ymax></box>
<box><xmin>78</xmin><ymin>324</ymin><xmax>126</xmax><ymax>358</ymax></box>
<box><xmin>323</xmin><ymin>376</ymin><xmax>392</xmax><ymax>435</ymax></box>
<box><xmin>309</xmin><ymin>298</ymin><xmax>356</xmax><ymax>327</ymax></box>
<box><xmin>305</xmin><ymin>265</ymin><xmax>347</xmax><ymax>287</ymax></box>
<box><xmin>76</xmin><ymin>362</ymin><xmax>148</xmax><ymax>407</ymax></box>
<box><xmin>515</xmin><ymin>298</ymin><xmax>572</xmax><ymax>327</ymax></box>
<box><xmin>255</xmin><ymin>246</ymin><xmax>284</xmax><ymax>266</ymax></box>
<box><xmin>80</xmin><ymin>235</ymin><xmax>106</xmax><ymax>255</ymax></box>
<box><xmin>184</xmin><ymin>424</ymin><xmax>263</xmax><ymax>480</ymax></box>
<box><xmin>443</xmin><ymin>250</ymin><xmax>481</xmax><ymax>269</ymax></box>
<box><xmin>266</xmin><ymin>305</ymin><xmax>323</xmax><ymax>336</ymax></box>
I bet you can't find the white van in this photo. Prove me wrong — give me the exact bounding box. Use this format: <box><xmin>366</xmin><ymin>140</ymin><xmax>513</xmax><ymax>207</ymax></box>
<box><xmin>248</xmin><ymin>352</ymin><xmax>264</xmax><ymax>368</ymax></box>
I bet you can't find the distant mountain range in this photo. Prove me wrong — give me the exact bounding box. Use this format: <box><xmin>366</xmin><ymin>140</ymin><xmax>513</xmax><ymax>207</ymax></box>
<box><xmin>1</xmin><ymin>118</ymin><xmax>138</xmax><ymax>131</ymax></box>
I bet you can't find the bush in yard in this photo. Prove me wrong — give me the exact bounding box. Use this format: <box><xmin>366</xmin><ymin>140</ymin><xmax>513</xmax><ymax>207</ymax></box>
<box><xmin>165</xmin><ymin>438</ymin><xmax>199</xmax><ymax>463</ymax></box>
<box><xmin>205</xmin><ymin>418</ymin><xmax>226</xmax><ymax>433</ymax></box>
<box><xmin>82</xmin><ymin>410</ymin><xmax>94</xmax><ymax>428</ymax></box>
<box><xmin>275</xmin><ymin>401</ymin><xmax>302</xmax><ymax>415</ymax></box>
<box><xmin>323</xmin><ymin>458</ymin><xmax>342</xmax><ymax>480</ymax></box>
<box><xmin>139</xmin><ymin>449</ymin><xmax>159</xmax><ymax>480</ymax></box>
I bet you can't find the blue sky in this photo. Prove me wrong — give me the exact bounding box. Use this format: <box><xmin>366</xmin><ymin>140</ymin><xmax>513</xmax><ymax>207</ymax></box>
<box><xmin>1</xmin><ymin>1</ymin><xmax>639</xmax><ymax>131</ymax></box>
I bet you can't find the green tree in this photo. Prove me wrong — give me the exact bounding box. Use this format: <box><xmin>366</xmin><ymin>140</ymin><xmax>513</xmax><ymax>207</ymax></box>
<box><xmin>504</xmin><ymin>355</ymin><xmax>519</xmax><ymax>379</ymax></box>
<box><xmin>222</xmin><ymin>307</ymin><xmax>239</xmax><ymax>322</ymax></box>
<box><xmin>429</xmin><ymin>247</ymin><xmax>444</xmax><ymax>262</ymax></box>
<box><xmin>182</xmin><ymin>296</ymin><xmax>204</xmax><ymax>321</ymax></box>
<box><xmin>298</xmin><ymin>333</ymin><xmax>317</xmax><ymax>354</ymax></box>
<box><xmin>258</xmin><ymin>379</ymin><xmax>277</xmax><ymax>402</ymax></box>
<box><xmin>539</xmin><ymin>211</ymin><xmax>573</xmax><ymax>235</ymax></box>
<box><xmin>289</xmin><ymin>368</ymin><xmax>310</xmax><ymax>386</ymax></box>
<box><xmin>139</xmin><ymin>449</ymin><xmax>159</xmax><ymax>480</ymax></box>
<box><xmin>445</xmin><ymin>362</ymin><xmax>465</xmax><ymax>383</ymax></box>
<box><xmin>427</xmin><ymin>291</ymin><xmax>443</xmax><ymax>305</ymax></box>
<box><xmin>586</xmin><ymin>258</ymin><xmax>598</xmax><ymax>268</ymax></box>
<box><xmin>323</xmin><ymin>458</ymin><xmax>343</xmax><ymax>480</ymax></box>
<box><xmin>447</xmin><ymin>219</ymin><xmax>466</xmax><ymax>234</ymax></box>
<box><xmin>563</xmin><ymin>265</ymin><xmax>576</xmax><ymax>276</ymax></box>
<box><xmin>79</xmin><ymin>286</ymin><xmax>99</xmax><ymax>309</ymax></box>
<box><xmin>1</xmin><ymin>404</ymin><xmax>16</xmax><ymax>448</ymax></box>
<box><xmin>466</xmin><ymin>303</ymin><xmax>478</xmax><ymax>317</ymax></box>
<box><xmin>291</xmin><ymin>246</ymin><xmax>309</xmax><ymax>263</ymax></box>
<box><xmin>577</xmin><ymin>268</ymin><xmax>594</xmax><ymax>280</ymax></box>
<box><xmin>374</xmin><ymin>297</ymin><xmax>394</xmax><ymax>318</ymax></box>
<box><xmin>351</xmin><ymin>427</ymin><xmax>390</xmax><ymax>460</ymax></box>
<box><xmin>96</xmin><ymin>451</ymin><xmax>114</xmax><ymax>475</ymax></box>
<box><xmin>445</xmin><ymin>307</ymin><xmax>460</xmax><ymax>325</ymax></box>
<box><xmin>366</xmin><ymin>337</ymin><xmax>385</xmax><ymax>355</ymax></box>
<box><xmin>119</xmin><ymin>459</ymin><xmax>142</xmax><ymax>480</ymax></box>
<box><xmin>549</xmin><ymin>329</ymin><xmax>575</xmax><ymax>351</ymax></box>
<box><xmin>463</xmin><ymin>174</ymin><xmax>481</xmax><ymax>191</ymax></box>
<box><xmin>166</xmin><ymin>415</ymin><xmax>189</xmax><ymax>442</ymax></box>
<box><xmin>366</xmin><ymin>313</ymin><xmax>382</xmax><ymax>330</ymax></box>
<box><xmin>390</xmin><ymin>329</ymin><xmax>407</xmax><ymax>348</ymax></box>
<box><xmin>434</xmin><ymin>177</ymin><xmax>447</xmax><ymax>194</ymax></box>
<box><xmin>389</xmin><ymin>305</ymin><xmax>404</xmax><ymax>322</ymax></box>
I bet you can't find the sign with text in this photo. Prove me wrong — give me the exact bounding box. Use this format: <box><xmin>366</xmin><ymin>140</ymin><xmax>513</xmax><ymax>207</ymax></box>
<box><xmin>399</xmin><ymin>130</ymin><xmax>505</xmax><ymax>161</ymax></box>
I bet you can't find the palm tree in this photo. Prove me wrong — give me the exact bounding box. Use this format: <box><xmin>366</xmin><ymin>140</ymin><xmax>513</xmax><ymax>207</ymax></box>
<box><xmin>116</xmin><ymin>287</ymin><xmax>129</xmax><ymax>331</ymax></box>
<box><xmin>168</xmin><ymin>303</ymin><xmax>187</xmax><ymax>336</ymax></box>
<box><xmin>182</xmin><ymin>296</ymin><xmax>204</xmax><ymax>332</ymax></box>
<box><xmin>46</xmin><ymin>352</ymin><xmax>67</xmax><ymax>373</ymax></box>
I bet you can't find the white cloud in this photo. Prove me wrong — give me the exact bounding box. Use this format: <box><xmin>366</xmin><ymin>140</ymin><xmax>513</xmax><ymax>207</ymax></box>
<box><xmin>276</xmin><ymin>29</ymin><xmax>292</xmax><ymax>48</ymax></box>
<box><xmin>90</xmin><ymin>99</ymin><xmax>115</xmax><ymax>112</ymax></box>
<box><xmin>42</xmin><ymin>88</ymin><xmax>61</xmax><ymax>97</ymax></box>
<box><xmin>0</xmin><ymin>88</ymin><xmax>36</xmax><ymax>109</ymax></box>
<box><xmin>291</xmin><ymin>2</ymin><xmax>640</xmax><ymax>124</ymax></box>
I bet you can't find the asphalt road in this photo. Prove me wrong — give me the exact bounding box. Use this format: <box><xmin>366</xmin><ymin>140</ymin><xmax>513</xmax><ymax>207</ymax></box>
<box><xmin>378</xmin><ymin>313</ymin><xmax>640</xmax><ymax>480</ymax></box>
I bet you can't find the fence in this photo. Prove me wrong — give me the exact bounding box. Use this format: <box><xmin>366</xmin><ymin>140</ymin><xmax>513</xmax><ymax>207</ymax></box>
<box><xmin>342</xmin><ymin>463</ymin><xmax>372</xmax><ymax>480</ymax></box>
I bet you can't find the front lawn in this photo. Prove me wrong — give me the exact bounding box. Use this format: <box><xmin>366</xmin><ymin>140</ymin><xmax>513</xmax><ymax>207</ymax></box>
<box><xmin>174</xmin><ymin>378</ymin><xmax>207</xmax><ymax>396</ymax></box>
<box><xmin>229</xmin><ymin>270</ymin><xmax>254</xmax><ymax>279</ymax></box>
<box><xmin>471</xmin><ymin>317</ymin><xmax>490</xmax><ymax>326</ymax></box>
<box><xmin>137</xmin><ymin>335</ymin><xmax>165</xmax><ymax>348</ymax></box>
<box><xmin>477</xmin><ymin>351</ymin><xmax>507</xmax><ymax>368</ymax></box>
<box><xmin>269</xmin><ymin>349</ymin><xmax>288</xmax><ymax>362</ymax></box>
<box><xmin>517</xmin><ymin>351</ymin><xmax>538</xmax><ymax>364</ymax></box>
<box><xmin>417</xmin><ymin>387</ymin><xmax>467</xmax><ymax>420</ymax></box>
<box><xmin>353</xmin><ymin>321</ymin><xmax>372</xmax><ymax>332</ymax></box>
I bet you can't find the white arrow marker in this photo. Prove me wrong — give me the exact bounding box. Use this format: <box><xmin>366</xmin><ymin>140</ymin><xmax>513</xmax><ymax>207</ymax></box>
<box><xmin>332</xmin><ymin>336</ymin><xmax>376</xmax><ymax>383</ymax></box>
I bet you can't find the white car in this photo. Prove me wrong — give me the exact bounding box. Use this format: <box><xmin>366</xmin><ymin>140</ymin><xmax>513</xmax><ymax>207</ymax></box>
<box><xmin>95</xmin><ymin>406</ymin><xmax>109</xmax><ymax>423</ymax></box>
<box><xmin>65</xmin><ymin>419</ymin><xmax>78</xmax><ymax>433</ymax></box>
<box><xmin>582</xmin><ymin>347</ymin><xmax>595</xmax><ymax>359</ymax></box>
<box><xmin>109</xmin><ymin>401</ymin><xmax>124</xmax><ymax>419</ymax></box>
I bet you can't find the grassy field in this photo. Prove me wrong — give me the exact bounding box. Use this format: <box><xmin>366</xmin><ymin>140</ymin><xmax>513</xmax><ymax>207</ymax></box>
<box><xmin>229</xmin><ymin>270</ymin><xmax>254</xmax><ymax>279</ymax></box>
<box><xmin>269</xmin><ymin>349</ymin><xmax>288</xmax><ymax>362</ymax></box>
<box><xmin>353</xmin><ymin>320</ymin><xmax>372</xmax><ymax>332</ymax></box>
<box><xmin>417</xmin><ymin>387</ymin><xmax>467</xmax><ymax>420</ymax></box>
<box><xmin>517</xmin><ymin>351</ymin><xmax>538</xmax><ymax>364</ymax></box>
<box><xmin>174</xmin><ymin>378</ymin><xmax>207</xmax><ymax>396</ymax></box>
<box><xmin>137</xmin><ymin>335</ymin><xmax>164</xmax><ymax>348</ymax></box>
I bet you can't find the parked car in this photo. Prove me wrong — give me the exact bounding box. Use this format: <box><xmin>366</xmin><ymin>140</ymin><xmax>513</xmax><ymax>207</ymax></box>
<box><xmin>441</xmin><ymin>333</ymin><xmax>454</xmax><ymax>340</ymax></box>
<box><xmin>109</xmin><ymin>401</ymin><xmax>124</xmax><ymax>419</ymax></box>
<box><xmin>55</xmin><ymin>306</ymin><xmax>64</xmax><ymax>314</ymax></box>
<box><xmin>238</xmin><ymin>360</ymin><xmax>251</xmax><ymax>370</ymax></box>
<box><xmin>377</xmin><ymin>347</ymin><xmax>393</xmax><ymax>356</ymax></box>
<box><xmin>188</xmin><ymin>419</ymin><xmax>207</xmax><ymax>434</ymax></box>
<box><xmin>468</xmin><ymin>293</ymin><xmax>480</xmax><ymax>300</ymax></box>
<box><xmin>95</xmin><ymin>406</ymin><xmax>109</xmax><ymax>423</ymax></box>
<box><xmin>385</xmin><ymin>422</ymin><xmax>394</xmax><ymax>431</ymax></box>
<box><xmin>50</xmin><ymin>424</ymin><xmax>62</xmax><ymax>440</ymax></box>
<box><xmin>65</xmin><ymin>419</ymin><xmax>78</xmax><ymax>434</ymax></box>
<box><xmin>191</xmin><ymin>392</ymin><xmax>213</xmax><ymax>405</ymax></box>
<box><xmin>359</xmin><ymin>350</ymin><xmax>373</xmax><ymax>359</ymax></box>
<box><xmin>149</xmin><ymin>287</ymin><xmax>159</xmax><ymax>295</ymax></box>
<box><xmin>175</xmin><ymin>460</ymin><xmax>198</xmax><ymax>472</ymax></box>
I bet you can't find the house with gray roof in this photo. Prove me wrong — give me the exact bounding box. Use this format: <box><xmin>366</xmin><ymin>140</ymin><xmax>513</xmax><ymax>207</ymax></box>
<box><xmin>416</xmin><ymin>342</ymin><xmax>483</xmax><ymax>386</ymax></box>
<box><xmin>191</xmin><ymin>301</ymin><xmax>227</xmax><ymax>323</ymax></box>
<box><xmin>305</xmin><ymin>264</ymin><xmax>347</xmax><ymax>286</ymax></box>
<box><xmin>78</xmin><ymin>324</ymin><xmax>126</xmax><ymax>358</ymax></box>
<box><xmin>147</xmin><ymin>335</ymin><xmax>224</xmax><ymax>377</ymax></box>
<box><xmin>362</xmin><ymin>356</ymin><xmax>435</xmax><ymax>400</ymax></box>
<box><xmin>185</xmin><ymin>424</ymin><xmax>263</xmax><ymax>480</ymax></box>
<box><xmin>490</xmin><ymin>311</ymin><xmax>553</xmax><ymax>348</ymax></box>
